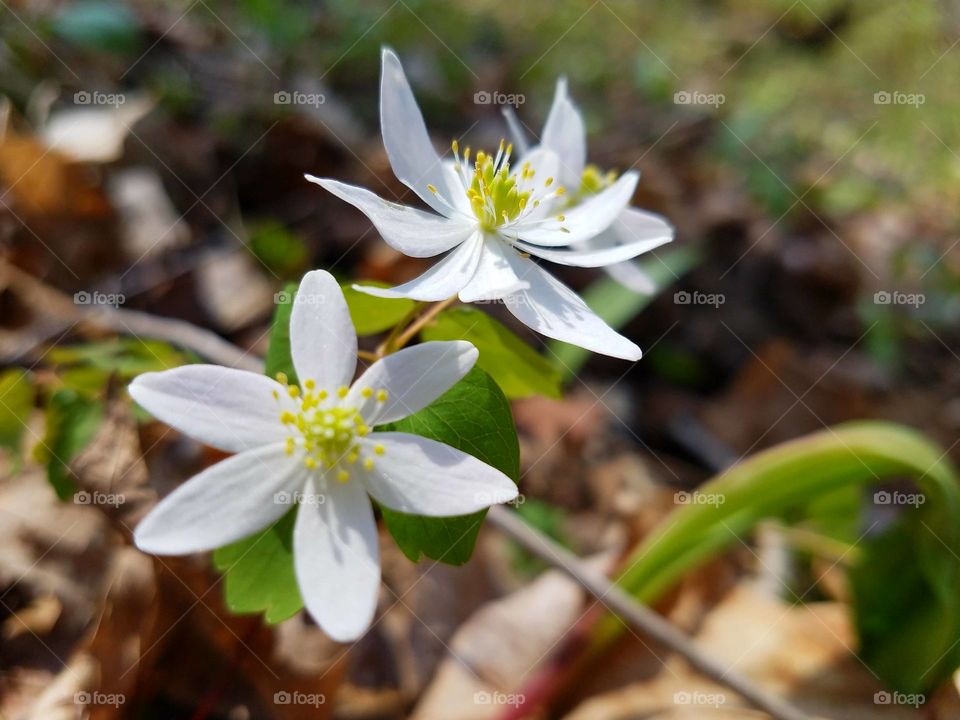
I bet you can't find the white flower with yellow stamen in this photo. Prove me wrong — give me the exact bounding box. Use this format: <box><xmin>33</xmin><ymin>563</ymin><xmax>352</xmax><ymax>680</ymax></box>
<box><xmin>507</xmin><ymin>77</ymin><xmax>675</xmax><ymax>295</ymax></box>
<box><xmin>306</xmin><ymin>48</ymin><xmax>652</xmax><ymax>361</ymax></box>
<box><xmin>131</xmin><ymin>270</ymin><xmax>517</xmax><ymax>642</ymax></box>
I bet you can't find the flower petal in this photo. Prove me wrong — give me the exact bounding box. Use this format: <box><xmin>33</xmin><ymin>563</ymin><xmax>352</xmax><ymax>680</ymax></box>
<box><xmin>129</xmin><ymin>366</ymin><xmax>289</xmax><ymax>453</ymax></box>
<box><xmin>516</xmin><ymin>171</ymin><xmax>639</xmax><ymax>246</ymax></box>
<box><xmin>541</xmin><ymin>77</ymin><xmax>587</xmax><ymax>184</ymax></box>
<box><xmin>501</xmin><ymin>106</ymin><xmax>530</xmax><ymax>156</ymax></box>
<box><xmin>502</xmin><ymin>254</ymin><xmax>642</xmax><ymax>361</ymax></box>
<box><xmin>353</xmin><ymin>233</ymin><xmax>483</xmax><ymax>301</ymax></box>
<box><xmin>610</xmin><ymin>206</ymin><xmax>676</xmax><ymax>245</ymax></box>
<box><xmin>346</xmin><ymin>341</ymin><xmax>477</xmax><ymax>425</ymax></box>
<box><xmin>294</xmin><ymin>475</ymin><xmax>380</xmax><ymax>642</ymax></box>
<box><xmin>290</xmin><ymin>270</ymin><xmax>357</xmax><ymax>391</ymax></box>
<box><xmin>458</xmin><ymin>237</ymin><xmax>530</xmax><ymax>302</ymax></box>
<box><xmin>605</xmin><ymin>260</ymin><xmax>657</xmax><ymax>294</ymax></box>
<box><xmin>357</xmin><ymin>432</ymin><xmax>517</xmax><ymax>516</ymax></box>
<box><xmin>306</xmin><ymin>176</ymin><xmax>474</xmax><ymax>258</ymax></box>
<box><xmin>380</xmin><ymin>48</ymin><xmax>459</xmax><ymax>217</ymax></box>
<box><xmin>513</xmin><ymin>211</ymin><xmax>671</xmax><ymax>267</ymax></box>
<box><xmin>134</xmin><ymin>442</ymin><xmax>305</xmax><ymax>555</ymax></box>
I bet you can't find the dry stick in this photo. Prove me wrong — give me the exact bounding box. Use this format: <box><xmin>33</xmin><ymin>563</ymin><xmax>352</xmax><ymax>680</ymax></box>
<box><xmin>485</xmin><ymin>506</ymin><xmax>813</xmax><ymax>720</ymax></box>
<box><xmin>6</xmin><ymin>266</ymin><xmax>811</xmax><ymax>720</ymax></box>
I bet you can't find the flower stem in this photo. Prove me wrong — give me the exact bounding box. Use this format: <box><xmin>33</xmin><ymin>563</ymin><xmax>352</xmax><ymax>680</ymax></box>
<box><xmin>375</xmin><ymin>302</ymin><xmax>424</xmax><ymax>358</ymax></box>
<box><xmin>379</xmin><ymin>296</ymin><xmax>459</xmax><ymax>356</ymax></box>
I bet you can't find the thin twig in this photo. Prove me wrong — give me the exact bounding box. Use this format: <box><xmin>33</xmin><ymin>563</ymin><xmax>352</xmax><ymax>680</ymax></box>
<box><xmin>486</xmin><ymin>505</ymin><xmax>813</xmax><ymax>720</ymax></box>
<box><xmin>5</xmin><ymin>269</ymin><xmax>810</xmax><ymax>720</ymax></box>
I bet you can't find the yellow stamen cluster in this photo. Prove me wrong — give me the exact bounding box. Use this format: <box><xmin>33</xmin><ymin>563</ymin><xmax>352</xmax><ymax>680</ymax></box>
<box><xmin>443</xmin><ymin>139</ymin><xmax>566</xmax><ymax>232</ymax></box>
<box><xmin>274</xmin><ymin>374</ymin><xmax>389</xmax><ymax>482</ymax></box>
<box><xmin>579</xmin><ymin>164</ymin><xmax>618</xmax><ymax>196</ymax></box>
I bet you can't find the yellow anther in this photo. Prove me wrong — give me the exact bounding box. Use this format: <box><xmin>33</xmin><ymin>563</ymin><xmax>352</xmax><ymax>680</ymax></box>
<box><xmin>452</xmin><ymin>139</ymin><xmax>459</xmax><ymax>153</ymax></box>
<box><xmin>287</xmin><ymin>385</ymin><xmax>300</xmax><ymax>398</ymax></box>
<box><xmin>557</xmin><ymin>214</ymin><xmax>565</xmax><ymax>222</ymax></box>
<box><xmin>545</xmin><ymin>177</ymin><xmax>554</xmax><ymax>187</ymax></box>
<box><xmin>376</xmin><ymin>389</ymin><xmax>388</xmax><ymax>402</ymax></box>
<box><xmin>304</xmin><ymin>457</ymin><xmax>317</xmax><ymax>469</ymax></box>
<box><xmin>427</xmin><ymin>183</ymin><xmax>438</xmax><ymax>194</ymax></box>
<box><xmin>275</xmin><ymin>372</ymin><xmax>288</xmax><ymax>385</ymax></box>
<box><xmin>337</xmin><ymin>469</ymin><xmax>350</xmax><ymax>483</ymax></box>
<box><xmin>363</xmin><ymin>458</ymin><xmax>375</xmax><ymax>471</ymax></box>
<box><xmin>347</xmin><ymin>451</ymin><xmax>359</xmax><ymax>464</ymax></box>
<box><xmin>272</xmin><ymin>390</ymin><xmax>279</xmax><ymax>400</ymax></box>
<box><xmin>337</xmin><ymin>386</ymin><xmax>349</xmax><ymax>399</ymax></box>
<box><xmin>304</xmin><ymin>379</ymin><xmax>316</xmax><ymax>390</ymax></box>
<box><xmin>374</xmin><ymin>444</ymin><xmax>385</xmax><ymax>456</ymax></box>
<box><xmin>555</xmin><ymin>186</ymin><xmax>567</xmax><ymax>196</ymax></box>
<box><xmin>318</xmin><ymin>389</ymin><xmax>328</xmax><ymax>400</ymax></box>
<box><xmin>281</xmin><ymin>411</ymin><xmax>296</xmax><ymax>424</ymax></box>
<box><xmin>361</xmin><ymin>387</ymin><xmax>373</xmax><ymax>398</ymax></box>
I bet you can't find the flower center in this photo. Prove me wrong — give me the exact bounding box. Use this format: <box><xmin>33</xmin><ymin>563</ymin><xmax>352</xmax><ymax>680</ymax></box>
<box><xmin>273</xmin><ymin>374</ymin><xmax>387</xmax><ymax>483</ymax></box>
<box><xmin>578</xmin><ymin>164</ymin><xmax>618</xmax><ymax>197</ymax></box>
<box><xmin>431</xmin><ymin>139</ymin><xmax>567</xmax><ymax>233</ymax></box>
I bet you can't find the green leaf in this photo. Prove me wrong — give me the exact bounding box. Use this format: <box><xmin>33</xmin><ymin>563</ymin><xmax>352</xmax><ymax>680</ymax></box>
<box><xmin>342</xmin><ymin>282</ymin><xmax>417</xmax><ymax>336</ymax></box>
<box><xmin>249</xmin><ymin>220</ymin><xmax>309</xmax><ymax>278</ymax></box>
<box><xmin>264</xmin><ymin>282</ymin><xmax>299</xmax><ymax>385</ymax></box>
<box><xmin>850</xmin><ymin>507</ymin><xmax>960</xmax><ymax>693</ymax></box>
<box><xmin>0</xmin><ymin>369</ymin><xmax>34</xmax><ymax>466</ymax></box>
<box><xmin>420</xmin><ymin>307</ymin><xmax>562</xmax><ymax>399</ymax></box>
<box><xmin>37</xmin><ymin>389</ymin><xmax>105</xmax><ymax>499</ymax></box>
<box><xmin>548</xmin><ymin>246</ymin><xmax>700</xmax><ymax>377</ymax></box>
<box><xmin>597</xmin><ymin>421</ymin><xmax>960</xmax><ymax>695</ymax></box>
<box><xmin>213</xmin><ymin>509</ymin><xmax>303</xmax><ymax>624</ymax></box>
<box><xmin>380</xmin><ymin>366</ymin><xmax>520</xmax><ymax>565</ymax></box>
<box><xmin>48</xmin><ymin>337</ymin><xmax>194</xmax><ymax>384</ymax></box>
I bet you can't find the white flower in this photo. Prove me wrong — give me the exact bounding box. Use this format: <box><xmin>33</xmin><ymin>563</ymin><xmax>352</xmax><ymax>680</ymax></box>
<box><xmin>508</xmin><ymin>78</ymin><xmax>674</xmax><ymax>295</ymax></box>
<box><xmin>130</xmin><ymin>269</ymin><xmax>517</xmax><ymax>642</ymax></box>
<box><xmin>305</xmin><ymin>49</ymin><xmax>655</xmax><ymax>361</ymax></box>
